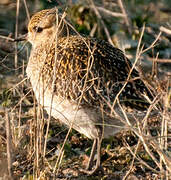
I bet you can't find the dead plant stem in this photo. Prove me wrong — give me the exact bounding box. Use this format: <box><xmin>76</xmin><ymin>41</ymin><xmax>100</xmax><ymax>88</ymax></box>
<box><xmin>15</xmin><ymin>0</ymin><xmax>20</xmax><ymax>72</ymax></box>
<box><xmin>5</xmin><ymin>109</ymin><xmax>13</xmax><ymax>179</ymax></box>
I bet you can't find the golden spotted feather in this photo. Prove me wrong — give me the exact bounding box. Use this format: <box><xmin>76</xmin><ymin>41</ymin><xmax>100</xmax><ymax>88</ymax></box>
<box><xmin>29</xmin><ymin>34</ymin><xmax>152</xmax><ymax>111</ymax></box>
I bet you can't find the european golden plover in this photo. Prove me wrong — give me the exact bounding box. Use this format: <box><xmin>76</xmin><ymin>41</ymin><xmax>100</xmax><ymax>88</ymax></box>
<box><xmin>21</xmin><ymin>8</ymin><xmax>153</xmax><ymax>174</ymax></box>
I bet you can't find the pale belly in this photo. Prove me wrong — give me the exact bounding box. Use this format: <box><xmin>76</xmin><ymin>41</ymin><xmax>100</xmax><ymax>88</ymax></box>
<box><xmin>30</xmin><ymin>79</ymin><xmax>127</xmax><ymax>140</ymax></box>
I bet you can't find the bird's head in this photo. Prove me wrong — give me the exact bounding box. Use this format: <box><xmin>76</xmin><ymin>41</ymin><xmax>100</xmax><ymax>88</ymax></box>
<box><xmin>18</xmin><ymin>8</ymin><xmax>72</xmax><ymax>47</ymax></box>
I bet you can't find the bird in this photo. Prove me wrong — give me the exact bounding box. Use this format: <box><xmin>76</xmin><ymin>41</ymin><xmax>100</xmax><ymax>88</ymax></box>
<box><xmin>22</xmin><ymin>8</ymin><xmax>153</xmax><ymax>174</ymax></box>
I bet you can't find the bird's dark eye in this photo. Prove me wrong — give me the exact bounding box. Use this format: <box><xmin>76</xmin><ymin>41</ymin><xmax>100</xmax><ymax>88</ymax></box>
<box><xmin>37</xmin><ymin>27</ymin><xmax>43</xmax><ymax>32</ymax></box>
<box><xmin>33</xmin><ymin>26</ymin><xmax>43</xmax><ymax>33</ymax></box>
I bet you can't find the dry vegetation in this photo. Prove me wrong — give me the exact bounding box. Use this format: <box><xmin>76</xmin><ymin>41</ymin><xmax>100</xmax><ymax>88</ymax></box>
<box><xmin>0</xmin><ymin>0</ymin><xmax>171</xmax><ymax>179</ymax></box>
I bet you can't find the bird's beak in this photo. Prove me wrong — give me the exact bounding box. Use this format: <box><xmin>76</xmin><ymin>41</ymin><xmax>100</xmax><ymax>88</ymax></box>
<box><xmin>14</xmin><ymin>33</ymin><xmax>28</xmax><ymax>42</ymax></box>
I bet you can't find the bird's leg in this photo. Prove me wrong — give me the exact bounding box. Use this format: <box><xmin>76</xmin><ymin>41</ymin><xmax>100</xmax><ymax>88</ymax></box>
<box><xmin>95</xmin><ymin>136</ymin><xmax>102</xmax><ymax>170</ymax></box>
<box><xmin>92</xmin><ymin>136</ymin><xmax>103</xmax><ymax>174</ymax></box>
<box><xmin>81</xmin><ymin>136</ymin><xmax>103</xmax><ymax>175</ymax></box>
<box><xmin>87</xmin><ymin>136</ymin><xmax>103</xmax><ymax>174</ymax></box>
<box><xmin>86</xmin><ymin>138</ymin><xmax>97</xmax><ymax>170</ymax></box>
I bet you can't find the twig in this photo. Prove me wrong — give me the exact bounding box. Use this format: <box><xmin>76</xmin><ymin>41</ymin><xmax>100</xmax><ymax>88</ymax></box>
<box><xmin>160</xmin><ymin>26</ymin><xmax>171</xmax><ymax>35</ymax></box>
<box><xmin>5</xmin><ymin>109</ymin><xmax>13</xmax><ymax>179</ymax></box>
<box><xmin>123</xmin><ymin>140</ymin><xmax>141</xmax><ymax>180</ymax></box>
<box><xmin>111</xmin><ymin>25</ymin><xmax>146</xmax><ymax>110</ymax></box>
<box><xmin>117</xmin><ymin>0</ymin><xmax>132</xmax><ymax>34</ymax></box>
<box><xmin>136</xmin><ymin>24</ymin><xmax>145</xmax><ymax>59</ymax></box>
<box><xmin>124</xmin><ymin>135</ymin><xmax>162</xmax><ymax>174</ymax></box>
<box><xmin>142</xmin><ymin>31</ymin><xmax>162</xmax><ymax>54</ymax></box>
<box><xmin>147</xmin><ymin>57</ymin><xmax>171</xmax><ymax>63</ymax></box>
<box><xmin>97</xmin><ymin>6</ymin><xmax>125</xmax><ymax>18</ymax></box>
<box><xmin>23</xmin><ymin>0</ymin><xmax>30</xmax><ymax>21</ymax></box>
<box><xmin>90</xmin><ymin>23</ymin><xmax>97</xmax><ymax>37</ymax></box>
<box><xmin>15</xmin><ymin>0</ymin><xmax>20</xmax><ymax>71</ymax></box>
<box><xmin>0</xmin><ymin>35</ymin><xmax>15</xmax><ymax>41</ymax></box>
<box><xmin>89</xmin><ymin>0</ymin><xmax>114</xmax><ymax>46</ymax></box>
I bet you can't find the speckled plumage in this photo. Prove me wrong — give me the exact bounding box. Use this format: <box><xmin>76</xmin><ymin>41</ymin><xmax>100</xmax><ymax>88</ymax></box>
<box><xmin>26</xmin><ymin>8</ymin><xmax>153</xmax><ymax>174</ymax></box>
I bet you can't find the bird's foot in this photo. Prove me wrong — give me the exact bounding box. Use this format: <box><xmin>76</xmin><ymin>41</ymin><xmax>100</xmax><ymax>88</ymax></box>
<box><xmin>80</xmin><ymin>165</ymin><xmax>104</xmax><ymax>175</ymax></box>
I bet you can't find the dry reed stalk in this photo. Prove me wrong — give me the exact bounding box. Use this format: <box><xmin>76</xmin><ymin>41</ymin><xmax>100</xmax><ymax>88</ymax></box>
<box><xmin>23</xmin><ymin>0</ymin><xmax>30</xmax><ymax>21</ymax></box>
<box><xmin>5</xmin><ymin>109</ymin><xmax>12</xmax><ymax>178</ymax></box>
<box><xmin>117</xmin><ymin>0</ymin><xmax>132</xmax><ymax>34</ymax></box>
<box><xmin>14</xmin><ymin>0</ymin><xmax>20</xmax><ymax>72</ymax></box>
<box><xmin>0</xmin><ymin>35</ymin><xmax>15</xmax><ymax>41</ymax></box>
<box><xmin>160</xmin><ymin>26</ymin><xmax>171</xmax><ymax>35</ymax></box>
<box><xmin>96</xmin><ymin>6</ymin><xmax>125</xmax><ymax>18</ymax></box>
<box><xmin>89</xmin><ymin>0</ymin><xmax>114</xmax><ymax>46</ymax></box>
<box><xmin>148</xmin><ymin>57</ymin><xmax>171</xmax><ymax>63</ymax></box>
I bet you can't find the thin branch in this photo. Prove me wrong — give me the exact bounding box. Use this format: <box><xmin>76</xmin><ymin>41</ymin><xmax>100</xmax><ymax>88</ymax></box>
<box><xmin>160</xmin><ymin>26</ymin><xmax>171</xmax><ymax>35</ymax></box>
<box><xmin>15</xmin><ymin>0</ymin><xmax>20</xmax><ymax>71</ymax></box>
<box><xmin>147</xmin><ymin>57</ymin><xmax>171</xmax><ymax>63</ymax></box>
<box><xmin>5</xmin><ymin>109</ymin><xmax>13</xmax><ymax>178</ymax></box>
<box><xmin>97</xmin><ymin>6</ymin><xmax>126</xmax><ymax>18</ymax></box>
<box><xmin>89</xmin><ymin>0</ymin><xmax>114</xmax><ymax>46</ymax></box>
<box><xmin>142</xmin><ymin>31</ymin><xmax>162</xmax><ymax>54</ymax></box>
<box><xmin>117</xmin><ymin>0</ymin><xmax>132</xmax><ymax>34</ymax></box>
<box><xmin>23</xmin><ymin>0</ymin><xmax>30</xmax><ymax>21</ymax></box>
<box><xmin>0</xmin><ymin>35</ymin><xmax>15</xmax><ymax>41</ymax></box>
